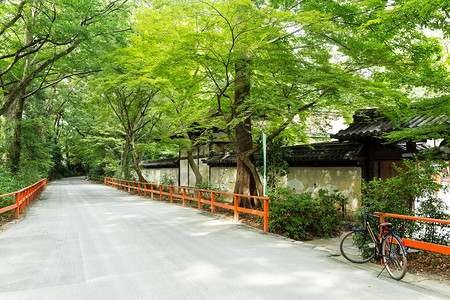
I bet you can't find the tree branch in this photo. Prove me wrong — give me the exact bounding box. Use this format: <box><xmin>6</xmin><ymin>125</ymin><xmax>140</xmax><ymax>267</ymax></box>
<box><xmin>0</xmin><ymin>0</ymin><xmax>27</xmax><ymax>37</ymax></box>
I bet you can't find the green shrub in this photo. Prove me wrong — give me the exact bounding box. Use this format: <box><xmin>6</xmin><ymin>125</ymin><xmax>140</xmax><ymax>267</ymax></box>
<box><xmin>0</xmin><ymin>166</ymin><xmax>44</xmax><ymax>215</ymax></box>
<box><xmin>87</xmin><ymin>163</ymin><xmax>106</xmax><ymax>181</ymax></box>
<box><xmin>195</xmin><ymin>181</ymin><xmax>224</xmax><ymax>201</ymax></box>
<box><xmin>160</xmin><ymin>173</ymin><xmax>175</xmax><ymax>186</ymax></box>
<box><xmin>362</xmin><ymin>158</ymin><xmax>449</xmax><ymax>245</ymax></box>
<box><xmin>160</xmin><ymin>173</ymin><xmax>176</xmax><ymax>193</ymax></box>
<box><xmin>268</xmin><ymin>188</ymin><xmax>347</xmax><ymax>240</ymax></box>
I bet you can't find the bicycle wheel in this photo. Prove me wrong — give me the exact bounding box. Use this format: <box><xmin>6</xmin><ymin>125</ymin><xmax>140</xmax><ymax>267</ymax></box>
<box><xmin>382</xmin><ymin>234</ymin><xmax>407</xmax><ymax>280</ymax></box>
<box><xmin>340</xmin><ymin>230</ymin><xmax>376</xmax><ymax>263</ymax></box>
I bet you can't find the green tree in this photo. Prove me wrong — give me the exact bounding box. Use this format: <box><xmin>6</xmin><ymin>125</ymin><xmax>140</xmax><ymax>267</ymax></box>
<box><xmin>54</xmin><ymin>79</ymin><xmax>124</xmax><ymax>180</ymax></box>
<box><xmin>354</xmin><ymin>0</ymin><xmax>450</xmax><ymax>142</ymax></box>
<box><xmin>91</xmin><ymin>72</ymin><xmax>162</xmax><ymax>182</ymax></box>
<box><xmin>0</xmin><ymin>0</ymin><xmax>131</xmax><ymax>172</ymax></box>
<box><xmin>130</xmin><ymin>0</ymin><xmax>442</xmax><ymax>207</ymax></box>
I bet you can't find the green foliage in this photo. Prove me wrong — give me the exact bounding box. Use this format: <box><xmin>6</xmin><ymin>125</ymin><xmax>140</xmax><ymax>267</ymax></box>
<box><xmin>0</xmin><ymin>166</ymin><xmax>43</xmax><ymax>213</ymax></box>
<box><xmin>268</xmin><ymin>188</ymin><xmax>348</xmax><ymax>240</ymax></box>
<box><xmin>87</xmin><ymin>163</ymin><xmax>107</xmax><ymax>182</ymax></box>
<box><xmin>362</xmin><ymin>158</ymin><xmax>449</xmax><ymax>244</ymax></box>
<box><xmin>256</xmin><ymin>136</ymin><xmax>292</xmax><ymax>190</ymax></box>
<box><xmin>160</xmin><ymin>173</ymin><xmax>176</xmax><ymax>186</ymax></box>
<box><xmin>416</xmin><ymin>196</ymin><xmax>450</xmax><ymax>245</ymax></box>
<box><xmin>195</xmin><ymin>181</ymin><xmax>221</xmax><ymax>191</ymax></box>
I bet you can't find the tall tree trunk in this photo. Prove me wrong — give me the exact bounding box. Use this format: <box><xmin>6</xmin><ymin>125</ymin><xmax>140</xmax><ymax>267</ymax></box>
<box><xmin>233</xmin><ymin>59</ymin><xmax>259</xmax><ymax>207</ymax></box>
<box><xmin>187</xmin><ymin>147</ymin><xmax>202</xmax><ymax>186</ymax></box>
<box><xmin>10</xmin><ymin>96</ymin><xmax>25</xmax><ymax>173</ymax></box>
<box><xmin>129</xmin><ymin>136</ymin><xmax>147</xmax><ymax>183</ymax></box>
<box><xmin>121</xmin><ymin>138</ymin><xmax>130</xmax><ymax>179</ymax></box>
<box><xmin>8</xmin><ymin>18</ymin><xmax>33</xmax><ymax>173</ymax></box>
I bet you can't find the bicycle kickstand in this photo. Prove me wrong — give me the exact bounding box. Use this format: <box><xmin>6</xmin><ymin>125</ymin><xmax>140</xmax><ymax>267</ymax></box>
<box><xmin>377</xmin><ymin>264</ymin><xmax>387</xmax><ymax>278</ymax></box>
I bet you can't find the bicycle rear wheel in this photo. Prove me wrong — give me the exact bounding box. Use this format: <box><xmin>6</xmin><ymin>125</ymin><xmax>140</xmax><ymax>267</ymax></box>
<box><xmin>382</xmin><ymin>234</ymin><xmax>407</xmax><ymax>280</ymax></box>
<box><xmin>340</xmin><ymin>230</ymin><xmax>376</xmax><ymax>263</ymax></box>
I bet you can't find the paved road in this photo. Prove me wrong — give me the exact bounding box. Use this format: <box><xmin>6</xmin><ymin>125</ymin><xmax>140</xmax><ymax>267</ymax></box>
<box><xmin>0</xmin><ymin>177</ymin><xmax>447</xmax><ymax>300</ymax></box>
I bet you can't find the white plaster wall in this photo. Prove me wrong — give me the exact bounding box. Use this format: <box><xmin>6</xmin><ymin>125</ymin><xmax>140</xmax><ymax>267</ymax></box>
<box><xmin>141</xmin><ymin>168</ymin><xmax>178</xmax><ymax>185</ymax></box>
<box><xmin>284</xmin><ymin>167</ymin><xmax>362</xmax><ymax>209</ymax></box>
<box><xmin>199</xmin><ymin>159</ymin><xmax>210</xmax><ymax>182</ymax></box>
<box><xmin>141</xmin><ymin>164</ymin><xmax>362</xmax><ymax>209</ymax></box>
<box><xmin>210</xmin><ymin>167</ymin><xmax>237</xmax><ymax>193</ymax></box>
<box><xmin>179</xmin><ymin>159</ymin><xmax>189</xmax><ymax>186</ymax></box>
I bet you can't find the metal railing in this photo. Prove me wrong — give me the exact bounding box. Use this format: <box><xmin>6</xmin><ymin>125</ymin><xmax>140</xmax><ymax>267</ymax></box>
<box><xmin>104</xmin><ymin>177</ymin><xmax>270</xmax><ymax>232</ymax></box>
<box><xmin>374</xmin><ymin>212</ymin><xmax>450</xmax><ymax>255</ymax></box>
<box><xmin>0</xmin><ymin>179</ymin><xmax>47</xmax><ymax>219</ymax></box>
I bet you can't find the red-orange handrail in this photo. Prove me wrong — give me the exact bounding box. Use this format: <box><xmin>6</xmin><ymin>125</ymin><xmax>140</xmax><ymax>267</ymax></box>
<box><xmin>374</xmin><ymin>211</ymin><xmax>450</xmax><ymax>255</ymax></box>
<box><xmin>0</xmin><ymin>179</ymin><xmax>47</xmax><ymax>219</ymax></box>
<box><xmin>104</xmin><ymin>177</ymin><xmax>270</xmax><ymax>233</ymax></box>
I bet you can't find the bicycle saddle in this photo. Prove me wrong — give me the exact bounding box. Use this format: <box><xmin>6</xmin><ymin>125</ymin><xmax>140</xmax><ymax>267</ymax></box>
<box><xmin>379</xmin><ymin>222</ymin><xmax>393</xmax><ymax>228</ymax></box>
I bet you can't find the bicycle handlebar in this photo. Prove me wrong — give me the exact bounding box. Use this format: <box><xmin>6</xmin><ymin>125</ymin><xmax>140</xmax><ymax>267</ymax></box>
<box><xmin>362</xmin><ymin>203</ymin><xmax>380</xmax><ymax>221</ymax></box>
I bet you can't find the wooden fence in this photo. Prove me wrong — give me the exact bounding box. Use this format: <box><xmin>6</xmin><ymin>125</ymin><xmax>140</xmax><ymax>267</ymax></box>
<box><xmin>375</xmin><ymin>212</ymin><xmax>450</xmax><ymax>255</ymax></box>
<box><xmin>0</xmin><ymin>179</ymin><xmax>47</xmax><ymax>219</ymax></box>
<box><xmin>104</xmin><ymin>177</ymin><xmax>270</xmax><ymax>232</ymax></box>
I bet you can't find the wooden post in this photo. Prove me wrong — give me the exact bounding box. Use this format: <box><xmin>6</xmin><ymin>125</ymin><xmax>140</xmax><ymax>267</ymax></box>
<box><xmin>170</xmin><ymin>186</ymin><xmax>173</xmax><ymax>203</ymax></box>
<box><xmin>198</xmin><ymin>191</ymin><xmax>202</xmax><ymax>210</ymax></box>
<box><xmin>183</xmin><ymin>188</ymin><xmax>186</xmax><ymax>206</ymax></box>
<box><xmin>144</xmin><ymin>183</ymin><xmax>147</xmax><ymax>197</ymax></box>
<box><xmin>380</xmin><ymin>215</ymin><xmax>387</xmax><ymax>237</ymax></box>
<box><xmin>264</xmin><ymin>198</ymin><xmax>269</xmax><ymax>233</ymax></box>
<box><xmin>211</xmin><ymin>192</ymin><xmax>215</xmax><ymax>214</ymax></box>
<box><xmin>19</xmin><ymin>191</ymin><xmax>24</xmax><ymax>213</ymax></box>
<box><xmin>159</xmin><ymin>185</ymin><xmax>162</xmax><ymax>201</ymax></box>
<box><xmin>234</xmin><ymin>195</ymin><xmax>239</xmax><ymax>222</ymax></box>
<box><xmin>15</xmin><ymin>193</ymin><xmax>20</xmax><ymax>219</ymax></box>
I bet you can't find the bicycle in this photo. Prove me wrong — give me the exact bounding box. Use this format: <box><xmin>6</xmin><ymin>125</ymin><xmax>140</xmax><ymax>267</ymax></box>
<box><xmin>339</xmin><ymin>203</ymin><xmax>408</xmax><ymax>280</ymax></box>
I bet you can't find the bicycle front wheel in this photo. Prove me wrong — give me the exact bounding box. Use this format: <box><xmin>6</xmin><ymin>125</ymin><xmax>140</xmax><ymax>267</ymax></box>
<box><xmin>340</xmin><ymin>230</ymin><xmax>376</xmax><ymax>263</ymax></box>
<box><xmin>382</xmin><ymin>234</ymin><xmax>407</xmax><ymax>280</ymax></box>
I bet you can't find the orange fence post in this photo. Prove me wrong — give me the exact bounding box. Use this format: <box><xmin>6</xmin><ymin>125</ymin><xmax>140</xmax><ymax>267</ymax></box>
<box><xmin>151</xmin><ymin>184</ymin><xmax>154</xmax><ymax>198</ymax></box>
<box><xmin>234</xmin><ymin>195</ymin><xmax>239</xmax><ymax>222</ymax></box>
<box><xmin>198</xmin><ymin>191</ymin><xmax>202</xmax><ymax>210</ymax></box>
<box><xmin>183</xmin><ymin>188</ymin><xmax>186</xmax><ymax>206</ymax></box>
<box><xmin>19</xmin><ymin>191</ymin><xmax>24</xmax><ymax>213</ymax></box>
<box><xmin>25</xmin><ymin>189</ymin><xmax>28</xmax><ymax>207</ymax></box>
<box><xmin>159</xmin><ymin>185</ymin><xmax>162</xmax><ymax>201</ymax></box>
<box><xmin>170</xmin><ymin>187</ymin><xmax>173</xmax><ymax>203</ymax></box>
<box><xmin>264</xmin><ymin>198</ymin><xmax>269</xmax><ymax>233</ymax></box>
<box><xmin>144</xmin><ymin>183</ymin><xmax>147</xmax><ymax>197</ymax></box>
<box><xmin>14</xmin><ymin>193</ymin><xmax>20</xmax><ymax>219</ymax></box>
<box><xmin>211</xmin><ymin>192</ymin><xmax>215</xmax><ymax>214</ymax></box>
<box><xmin>379</xmin><ymin>215</ymin><xmax>387</xmax><ymax>238</ymax></box>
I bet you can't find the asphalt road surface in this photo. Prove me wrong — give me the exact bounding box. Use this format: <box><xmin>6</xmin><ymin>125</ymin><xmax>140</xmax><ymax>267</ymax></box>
<box><xmin>0</xmin><ymin>177</ymin><xmax>447</xmax><ymax>300</ymax></box>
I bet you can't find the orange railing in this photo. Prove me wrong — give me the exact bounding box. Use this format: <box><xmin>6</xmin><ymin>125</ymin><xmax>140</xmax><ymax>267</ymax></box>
<box><xmin>0</xmin><ymin>178</ymin><xmax>47</xmax><ymax>219</ymax></box>
<box><xmin>374</xmin><ymin>212</ymin><xmax>450</xmax><ymax>255</ymax></box>
<box><xmin>104</xmin><ymin>177</ymin><xmax>270</xmax><ymax>233</ymax></box>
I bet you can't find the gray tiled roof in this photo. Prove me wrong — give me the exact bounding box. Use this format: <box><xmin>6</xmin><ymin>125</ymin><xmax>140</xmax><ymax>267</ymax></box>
<box><xmin>203</xmin><ymin>142</ymin><xmax>364</xmax><ymax>166</ymax></box>
<box><xmin>288</xmin><ymin>142</ymin><xmax>363</xmax><ymax>162</ymax></box>
<box><xmin>332</xmin><ymin>109</ymin><xmax>449</xmax><ymax>140</ymax></box>
<box><xmin>141</xmin><ymin>157</ymin><xmax>180</xmax><ymax>168</ymax></box>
